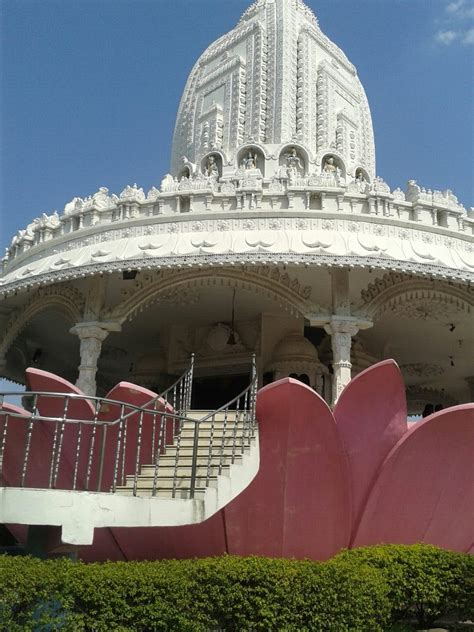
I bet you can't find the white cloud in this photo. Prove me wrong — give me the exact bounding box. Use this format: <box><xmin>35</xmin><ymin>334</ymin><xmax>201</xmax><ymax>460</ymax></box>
<box><xmin>462</xmin><ymin>27</ymin><xmax>474</xmax><ymax>43</ymax></box>
<box><xmin>446</xmin><ymin>0</ymin><xmax>465</xmax><ymax>13</ymax></box>
<box><xmin>435</xmin><ymin>29</ymin><xmax>459</xmax><ymax>44</ymax></box>
<box><xmin>446</xmin><ymin>0</ymin><xmax>474</xmax><ymax>19</ymax></box>
<box><xmin>433</xmin><ymin>1</ymin><xmax>474</xmax><ymax>45</ymax></box>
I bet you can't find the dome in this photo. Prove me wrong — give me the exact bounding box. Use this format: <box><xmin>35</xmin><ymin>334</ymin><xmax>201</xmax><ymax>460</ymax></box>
<box><xmin>272</xmin><ymin>333</ymin><xmax>320</xmax><ymax>364</ymax></box>
<box><xmin>171</xmin><ymin>0</ymin><xmax>375</xmax><ymax>180</ymax></box>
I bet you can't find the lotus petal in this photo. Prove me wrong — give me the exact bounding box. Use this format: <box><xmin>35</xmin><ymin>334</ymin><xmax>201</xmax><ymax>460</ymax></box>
<box><xmin>334</xmin><ymin>360</ymin><xmax>408</xmax><ymax>539</ymax></box>
<box><xmin>353</xmin><ymin>404</ymin><xmax>474</xmax><ymax>553</ymax></box>
<box><xmin>26</xmin><ymin>368</ymin><xmax>96</xmax><ymax>421</ymax></box>
<box><xmin>223</xmin><ymin>378</ymin><xmax>352</xmax><ymax>560</ymax></box>
<box><xmin>25</xmin><ymin>368</ymin><xmax>96</xmax><ymax>490</ymax></box>
<box><xmin>111</xmin><ymin>513</ymin><xmax>227</xmax><ymax>561</ymax></box>
<box><xmin>97</xmin><ymin>382</ymin><xmax>175</xmax><ymax>492</ymax></box>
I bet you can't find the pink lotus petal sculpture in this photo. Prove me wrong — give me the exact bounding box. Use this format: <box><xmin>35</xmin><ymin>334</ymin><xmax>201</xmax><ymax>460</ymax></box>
<box><xmin>102</xmin><ymin>360</ymin><xmax>474</xmax><ymax>562</ymax></box>
<box><xmin>4</xmin><ymin>361</ymin><xmax>473</xmax><ymax>561</ymax></box>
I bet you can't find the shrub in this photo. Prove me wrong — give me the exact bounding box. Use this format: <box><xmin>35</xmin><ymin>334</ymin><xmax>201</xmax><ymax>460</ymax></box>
<box><xmin>0</xmin><ymin>544</ymin><xmax>471</xmax><ymax>631</ymax></box>
<box><xmin>334</xmin><ymin>544</ymin><xmax>474</xmax><ymax>628</ymax></box>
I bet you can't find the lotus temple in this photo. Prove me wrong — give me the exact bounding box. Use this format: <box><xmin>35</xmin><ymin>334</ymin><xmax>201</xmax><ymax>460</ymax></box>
<box><xmin>0</xmin><ymin>0</ymin><xmax>472</xmax><ymax>560</ymax></box>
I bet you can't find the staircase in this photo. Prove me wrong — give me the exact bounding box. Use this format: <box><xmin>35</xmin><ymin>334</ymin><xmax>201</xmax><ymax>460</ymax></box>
<box><xmin>115</xmin><ymin>409</ymin><xmax>259</xmax><ymax>502</ymax></box>
<box><xmin>0</xmin><ymin>355</ymin><xmax>259</xmax><ymax>545</ymax></box>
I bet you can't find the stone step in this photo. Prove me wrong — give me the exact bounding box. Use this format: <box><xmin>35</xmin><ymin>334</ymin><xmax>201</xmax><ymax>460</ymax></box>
<box><xmin>179</xmin><ymin>421</ymin><xmax>247</xmax><ymax>432</ymax></box>
<box><xmin>178</xmin><ymin>426</ymin><xmax>247</xmax><ymax>437</ymax></box>
<box><xmin>151</xmin><ymin>453</ymin><xmax>244</xmax><ymax>468</ymax></box>
<box><xmin>138</xmin><ymin>466</ymin><xmax>231</xmax><ymax>480</ymax></box>
<box><xmin>175</xmin><ymin>435</ymin><xmax>248</xmax><ymax>447</ymax></box>
<box><xmin>124</xmin><ymin>475</ymin><xmax>218</xmax><ymax>489</ymax></box>
<box><xmin>186</xmin><ymin>410</ymin><xmax>239</xmax><ymax>421</ymax></box>
<box><xmin>114</xmin><ymin>486</ymin><xmax>207</xmax><ymax>499</ymax></box>
<box><xmin>164</xmin><ymin>445</ymin><xmax>250</xmax><ymax>457</ymax></box>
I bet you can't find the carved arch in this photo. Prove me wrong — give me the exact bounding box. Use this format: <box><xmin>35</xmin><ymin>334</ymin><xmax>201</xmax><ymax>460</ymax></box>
<box><xmin>360</xmin><ymin>273</ymin><xmax>473</xmax><ymax>322</ymax></box>
<box><xmin>236</xmin><ymin>142</ymin><xmax>271</xmax><ymax>161</ymax></box>
<box><xmin>0</xmin><ymin>284</ymin><xmax>85</xmax><ymax>356</ymax></box>
<box><xmin>106</xmin><ymin>267</ymin><xmax>314</xmax><ymax>324</ymax></box>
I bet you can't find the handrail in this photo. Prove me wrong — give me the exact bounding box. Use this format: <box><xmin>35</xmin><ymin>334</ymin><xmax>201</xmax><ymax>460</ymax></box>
<box><xmin>187</xmin><ymin>354</ymin><xmax>257</xmax><ymax>499</ymax></box>
<box><xmin>0</xmin><ymin>397</ymin><xmax>200</xmax><ymax>427</ymax></box>
<box><xmin>0</xmin><ymin>353</ymin><xmax>259</xmax><ymax>501</ymax></box>
<box><xmin>0</xmin><ymin>353</ymin><xmax>195</xmax><ymax>428</ymax></box>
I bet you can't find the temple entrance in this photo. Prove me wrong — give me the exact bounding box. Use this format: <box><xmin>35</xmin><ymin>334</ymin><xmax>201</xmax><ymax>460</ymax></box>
<box><xmin>191</xmin><ymin>373</ymin><xmax>251</xmax><ymax>410</ymax></box>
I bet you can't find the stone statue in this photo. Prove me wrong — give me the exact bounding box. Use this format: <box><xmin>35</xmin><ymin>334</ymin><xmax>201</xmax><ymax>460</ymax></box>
<box><xmin>323</xmin><ymin>157</ymin><xmax>337</xmax><ymax>174</ymax></box>
<box><xmin>355</xmin><ymin>170</ymin><xmax>368</xmax><ymax>193</ymax></box>
<box><xmin>64</xmin><ymin>197</ymin><xmax>84</xmax><ymax>215</ymax></box>
<box><xmin>160</xmin><ymin>174</ymin><xmax>175</xmax><ymax>192</ymax></box>
<box><xmin>205</xmin><ymin>155</ymin><xmax>219</xmax><ymax>180</ymax></box>
<box><xmin>92</xmin><ymin>187</ymin><xmax>111</xmax><ymax>209</ymax></box>
<box><xmin>242</xmin><ymin>151</ymin><xmax>257</xmax><ymax>170</ymax></box>
<box><xmin>286</xmin><ymin>148</ymin><xmax>303</xmax><ymax>176</ymax></box>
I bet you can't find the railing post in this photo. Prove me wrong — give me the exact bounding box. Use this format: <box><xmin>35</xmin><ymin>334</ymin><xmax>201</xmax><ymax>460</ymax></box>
<box><xmin>133</xmin><ymin>410</ymin><xmax>145</xmax><ymax>497</ymax></box>
<box><xmin>86</xmin><ymin>400</ymin><xmax>101</xmax><ymax>491</ymax></box>
<box><xmin>0</xmin><ymin>411</ymin><xmax>7</xmax><ymax>483</ymax></box>
<box><xmin>187</xmin><ymin>353</ymin><xmax>195</xmax><ymax>412</ymax></box>
<box><xmin>23</xmin><ymin>393</ymin><xmax>39</xmax><ymax>488</ymax></box>
<box><xmin>97</xmin><ymin>424</ymin><xmax>108</xmax><ymax>492</ymax></box>
<box><xmin>190</xmin><ymin>420</ymin><xmax>200</xmax><ymax>500</ymax></box>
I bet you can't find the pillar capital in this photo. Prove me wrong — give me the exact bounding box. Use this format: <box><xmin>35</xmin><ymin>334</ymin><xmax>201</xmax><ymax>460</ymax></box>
<box><xmin>324</xmin><ymin>317</ymin><xmax>373</xmax><ymax>406</ymax></box>
<box><xmin>70</xmin><ymin>321</ymin><xmax>121</xmax><ymax>396</ymax></box>
<box><xmin>70</xmin><ymin>321</ymin><xmax>121</xmax><ymax>340</ymax></box>
<box><xmin>323</xmin><ymin>316</ymin><xmax>373</xmax><ymax>337</ymax></box>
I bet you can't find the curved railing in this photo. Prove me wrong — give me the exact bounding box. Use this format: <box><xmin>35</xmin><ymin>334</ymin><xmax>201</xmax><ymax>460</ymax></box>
<box><xmin>0</xmin><ymin>354</ymin><xmax>259</xmax><ymax>501</ymax></box>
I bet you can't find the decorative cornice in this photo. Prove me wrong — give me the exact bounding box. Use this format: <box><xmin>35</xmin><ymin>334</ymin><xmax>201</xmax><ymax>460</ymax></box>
<box><xmin>0</xmin><ymin>250</ymin><xmax>473</xmax><ymax>301</ymax></box>
<box><xmin>2</xmin><ymin>212</ymin><xmax>472</xmax><ymax>294</ymax></box>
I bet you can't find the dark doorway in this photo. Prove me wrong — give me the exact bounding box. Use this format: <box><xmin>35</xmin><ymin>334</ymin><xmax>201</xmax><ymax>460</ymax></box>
<box><xmin>192</xmin><ymin>373</ymin><xmax>250</xmax><ymax>410</ymax></box>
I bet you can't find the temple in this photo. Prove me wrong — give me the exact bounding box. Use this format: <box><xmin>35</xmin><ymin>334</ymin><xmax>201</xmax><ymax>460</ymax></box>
<box><xmin>0</xmin><ymin>0</ymin><xmax>473</xmax><ymax>560</ymax></box>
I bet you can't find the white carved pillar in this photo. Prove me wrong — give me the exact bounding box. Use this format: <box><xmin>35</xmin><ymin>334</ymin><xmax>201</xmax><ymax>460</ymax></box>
<box><xmin>70</xmin><ymin>322</ymin><xmax>120</xmax><ymax>396</ymax></box>
<box><xmin>307</xmin><ymin>269</ymin><xmax>372</xmax><ymax>405</ymax></box>
<box><xmin>324</xmin><ymin>319</ymin><xmax>360</xmax><ymax>405</ymax></box>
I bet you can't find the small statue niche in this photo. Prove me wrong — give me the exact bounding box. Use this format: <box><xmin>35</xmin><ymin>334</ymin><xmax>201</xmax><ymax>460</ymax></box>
<box><xmin>321</xmin><ymin>155</ymin><xmax>345</xmax><ymax>185</ymax></box>
<box><xmin>281</xmin><ymin>147</ymin><xmax>305</xmax><ymax>180</ymax></box>
<box><xmin>180</xmin><ymin>155</ymin><xmax>197</xmax><ymax>180</ymax></box>
<box><xmin>237</xmin><ymin>147</ymin><xmax>265</xmax><ymax>177</ymax></box>
<box><xmin>354</xmin><ymin>168</ymin><xmax>369</xmax><ymax>192</ymax></box>
<box><xmin>202</xmin><ymin>154</ymin><xmax>222</xmax><ymax>181</ymax></box>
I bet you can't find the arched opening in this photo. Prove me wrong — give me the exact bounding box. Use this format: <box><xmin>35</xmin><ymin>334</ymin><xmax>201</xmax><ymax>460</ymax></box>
<box><xmin>355</xmin><ymin>166</ymin><xmax>370</xmax><ymax>183</ymax></box>
<box><xmin>109</xmin><ymin>267</ymin><xmax>311</xmax><ymax>409</ymax></box>
<box><xmin>5</xmin><ymin>308</ymin><xmax>80</xmax><ymax>386</ymax></box>
<box><xmin>358</xmin><ymin>280</ymin><xmax>473</xmax><ymax>406</ymax></box>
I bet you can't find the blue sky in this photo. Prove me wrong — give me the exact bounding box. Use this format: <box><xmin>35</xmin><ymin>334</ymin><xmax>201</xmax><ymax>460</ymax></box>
<box><xmin>0</xmin><ymin>0</ymin><xmax>473</xmax><ymax>255</ymax></box>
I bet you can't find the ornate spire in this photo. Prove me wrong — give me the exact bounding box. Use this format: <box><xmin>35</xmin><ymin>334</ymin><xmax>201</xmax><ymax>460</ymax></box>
<box><xmin>171</xmin><ymin>0</ymin><xmax>375</xmax><ymax>179</ymax></box>
<box><xmin>239</xmin><ymin>0</ymin><xmax>318</xmax><ymax>27</ymax></box>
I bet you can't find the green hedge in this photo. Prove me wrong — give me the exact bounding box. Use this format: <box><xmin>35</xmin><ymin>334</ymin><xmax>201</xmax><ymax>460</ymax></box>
<box><xmin>0</xmin><ymin>544</ymin><xmax>472</xmax><ymax>631</ymax></box>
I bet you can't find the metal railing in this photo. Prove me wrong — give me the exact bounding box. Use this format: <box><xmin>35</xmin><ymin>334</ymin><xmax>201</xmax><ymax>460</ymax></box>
<box><xmin>0</xmin><ymin>354</ymin><xmax>258</xmax><ymax>501</ymax></box>
<box><xmin>185</xmin><ymin>354</ymin><xmax>258</xmax><ymax>499</ymax></box>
